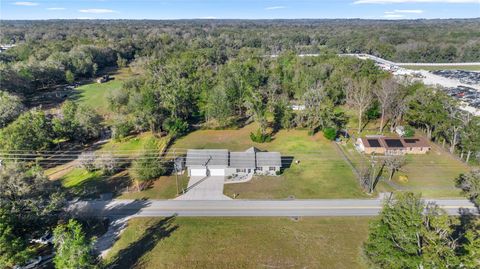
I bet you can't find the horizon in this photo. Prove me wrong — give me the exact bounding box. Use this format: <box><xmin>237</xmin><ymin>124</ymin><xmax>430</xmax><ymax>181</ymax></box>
<box><xmin>1</xmin><ymin>0</ymin><xmax>479</xmax><ymax>20</ymax></box>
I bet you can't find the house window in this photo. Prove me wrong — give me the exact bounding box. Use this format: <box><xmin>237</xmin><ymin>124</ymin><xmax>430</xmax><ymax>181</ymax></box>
<box><xmin>236</xmin><ymin>168</ymin><xmax>246</xmax><ymax>173</ymax></box>
<box><xmin>269</xmin><ymin>167</ymin><xmax>276</xmax><ymax>171</ymax></box>
<box><xmin>257</xmin><ymin>167</ymin><xmax>263</xmax><ymax>171</ymax></box>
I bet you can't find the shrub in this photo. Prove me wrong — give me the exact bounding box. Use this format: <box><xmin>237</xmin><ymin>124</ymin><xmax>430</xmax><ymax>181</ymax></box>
<box><xmin>250</xmin><ymin>129</ymin><xmax>272</xmax><ymax>143</ymax></box>
<box><xmin>366</xmin><ymin>101</ymin><xmax>381</xmax><ymax>120</ymax></box>
<box><xmin>112</xmin><ymin>117</ymin><xmax>133</xmax><ymax>140</ymax></box>
<box><xmin>323</xmin><ymin>127</ymin><xmax>337</xmax><ymax>141</ymax></box>
<box><xmin>129</xmin><ymin>153</ymin><xmax>165</xmax><ymax>186</ymax></box>
<box><xmin>78</xmin><ymin>151</ymin><xmax>96</xmax><ymax>172</ymax></box>
<box><xmin>162</xmin><ymin>118</ymin><xmax>188</xmax><ymax>138</ymax></box>
<box><xmin>94</xmin><ymin>153</ymin><xmax>119</xmax><ymax>175</ymax></box>
<box><xmin>404</xmin><ymin>126</ymin><xmax>415</xmax><ymax>137</ymax></box>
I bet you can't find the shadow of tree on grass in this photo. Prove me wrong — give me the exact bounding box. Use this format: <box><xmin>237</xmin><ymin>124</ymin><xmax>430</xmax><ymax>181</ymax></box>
<box><xmin>106</xmin><ymin>215</ymin><xmax>178</xmax><ymax>269</ymax></box>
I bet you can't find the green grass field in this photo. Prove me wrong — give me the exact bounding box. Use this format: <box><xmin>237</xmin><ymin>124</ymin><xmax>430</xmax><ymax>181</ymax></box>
<box><xmin>339</xmin><ymin>139</ymin><xmax>469</xmax><ymax>197</ymax></box>
<box><xmin>381</xmin><ymin>144</ymin><xmax>469</xmax><ymax>197</ymax></box>
<box><xmin>400</xmin><ymin>65</ymin><xmax>480</xmax><ymax>71</ymax></box>
<box><xmin>74</xmin><ymin>68</ymin><xmax>131</xmax><ymax>119</ymax></box>
<box><xmin>105</xmin><ymin>217</ymin><xmax>371</xmax><ymax>269</ymax></box>
<box><xmin>171</xmin><ymin>123</ymin><xmax>366</xmax><ymax>199</ymax></box>
<box><xmin>55</xmin><ymin>132</ymin><xmax>171</xmax><ymax>197</ymax></box>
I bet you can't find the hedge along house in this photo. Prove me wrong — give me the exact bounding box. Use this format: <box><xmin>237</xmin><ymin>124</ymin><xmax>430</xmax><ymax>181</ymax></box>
<box><xmin>185</xmin><ymin>147</ymin><xmax>281</xmax><ymax>177</ymax></box>
<box><xmin>356</xmin><ymin>136</ymin><xmax>431</xmax><ymax>155</ymax></box>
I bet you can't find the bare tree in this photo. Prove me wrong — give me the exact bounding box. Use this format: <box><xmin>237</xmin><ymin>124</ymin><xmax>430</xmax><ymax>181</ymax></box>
<box><xmin>346</xmin><ymin>78</ymin><xmax>374</xmax><ymax>134</ymax></box>
<box><xmin>375</xmin><ymin>78</ymin><xmax>399</xmax><ymax>133</ymax></box>
<box><xmin>384</xmin><ymin>155</ymin><xmax>406</xmax><ymax>181</ymax></box>
<box><xmin>78</xmin><ymin>151</ymin><xmax>96</xmax><ymax>172</ymax></box>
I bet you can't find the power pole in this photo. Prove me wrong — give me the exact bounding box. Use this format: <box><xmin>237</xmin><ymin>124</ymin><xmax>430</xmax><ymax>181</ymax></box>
<box><xmin>369</xmin><ymin>153</ymin><xmax>376</xmax><ymax>193</ymax></box>
<box><xmin>173</xmin><ymin>149</ymin><xmax>179</xmax><ymax>195</ymax></box>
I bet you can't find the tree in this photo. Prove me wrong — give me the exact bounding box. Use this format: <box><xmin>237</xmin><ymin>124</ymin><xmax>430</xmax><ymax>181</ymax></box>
<box><xmin>53</xmin><ymin>219</ymin><xmax>96</xmax><ymax>269</ymax></box>
<box><xmin>406</xmin><ymin>86</ymin><xmax>449</xmax><ymax>140</ymax></box>
<box><xmin>323</xmin><ymin>127</ymin><xmax>337</xmax><ymax>141</ymax></box>
<box><xmin>383</xmin><ymin>155</ymin><xmax>405</xmax><ymax>181</ymax></box>
<box><xmin>53</xmin><ymin>101</ymin><xmax>102</xmax><ymax>143</ymax></box>
<box><xmin>65</xmin><ymin>70</ymin><xmax>75</xmax><ymax>84</ymax></box>
<box><xmin>0</xmin><ymin>91</ymin><xmax>25</xmax><ymax>128</ymax></box>
<box><xmin>0</xmin><ymin>205</ymin><xmax>32</xmax><ymax>268</ymax></box>
<box><xmin>129</xmin><ymin>140</ymin><xmax>165</xmax><ymax>191</ymax></box>
<box><xmin>346</xmin><ymin>78</ymin><xmax>374</xmax><ymax>134</ymax></box>
<box><xmin>456</xmin><ymin>170</ymin><xmax>480</xmax><ymax>207</ymax></box>
<box><xmin>298</xmin><ymin>83</ymin><xmax>345</xmax><ymax>135</ymax></box>
<box><xmin>0</xmin><ymin>162</ymin><xmax>65</xmax><ymax>230</ymax></box>
<box><xmin>244</xmin><ymin>91</ymin><xmax>268</xmax><ymax>136</ymax></box>
<box><xmin>0</xmin><ymin>110</ymin><xmax>53</xmax><ymax>151</ymax></box>
<box><xmin>460</xmin><ymin>116</ymin><xmax>480</xmax><ymax>163</ymax></box>
<box><xmin>364</xmin><ymin>192</ymin><xmax>461</xmax><ymax>269</ymax></box>
<box><xmin>375</xmin><ymin>78</ymin><xmax>399</xmax><ymax>133</ymax></box>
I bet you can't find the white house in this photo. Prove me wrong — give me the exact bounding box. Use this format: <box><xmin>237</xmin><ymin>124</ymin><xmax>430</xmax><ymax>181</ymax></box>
<box><xmin>185</xmin><ymin>147</ymin><xmax>281</xmax><ymax>177</ymax></box>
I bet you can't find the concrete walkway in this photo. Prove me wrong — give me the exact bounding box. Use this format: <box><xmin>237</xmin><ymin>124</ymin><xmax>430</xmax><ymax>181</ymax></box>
<box><xmin>175</xmin><ymin>176</ymin><xmax>231</xmax><ymax>200</ymax></box>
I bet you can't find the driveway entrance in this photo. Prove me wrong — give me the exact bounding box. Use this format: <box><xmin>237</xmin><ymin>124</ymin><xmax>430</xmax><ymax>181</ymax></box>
<box><xmin>175</xmin><ymin>176</ymin><xmax>231</xmax><ymax>200</ymax></box>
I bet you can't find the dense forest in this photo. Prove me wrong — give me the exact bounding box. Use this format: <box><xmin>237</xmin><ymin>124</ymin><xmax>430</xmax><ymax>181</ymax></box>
<box><xmin>0</xmin><ymin>19</ymin><xmax>479</xmax><ymax>160</ymax></box>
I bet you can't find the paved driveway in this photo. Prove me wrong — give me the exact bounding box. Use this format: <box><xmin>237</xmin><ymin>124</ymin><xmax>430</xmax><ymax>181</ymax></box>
<box><xmin>175</xmin><ymin>176</ymin><xmax>231</xmax><ymax>200</ymax></box>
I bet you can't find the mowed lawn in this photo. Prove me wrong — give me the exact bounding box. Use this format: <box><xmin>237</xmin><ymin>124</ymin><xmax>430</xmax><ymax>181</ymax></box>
<box><xmin>54</xmin><ymin>132</ymin><xmax>172</xmax><ymax>197</ymax></box>
<box><xmin>385</xmin><ymin>144</ymin><xmax>469</xmax><ymax>197</ymax></box>
<box><xmin>172</xmin><ymin>124</ymin><xmax>366</xmax><ymax>199</ymax></box>
<box><xmin>339</xmin><ymin>139</ymin><xmax>469</xmax><ymax>197</ymax></box>
<box><xmin>74</xmin><ymin>68</ymin><xmax>131</xmax><ymax>119</ymax></box>
<box><xmin>105</xmin><ymin>217</ymin><xmax>371</xmax><ymax>269</ymax></box>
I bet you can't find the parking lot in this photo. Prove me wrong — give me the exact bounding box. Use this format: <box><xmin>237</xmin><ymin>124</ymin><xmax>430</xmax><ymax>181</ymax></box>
<box><xmin>442</xmin><ymin>85</ymin><xmax>480</xmax><ymax>115</ymax></box>
<box><xmin>432</xmin><ymin>70</ymin><xmax>480</xmax><ymax>86</ymax></box>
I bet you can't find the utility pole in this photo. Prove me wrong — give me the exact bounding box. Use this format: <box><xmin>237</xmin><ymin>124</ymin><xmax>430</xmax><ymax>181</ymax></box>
<box><xmin>173</xmin><ymin>149</ymin><xmax>179</xmax><ymax>195</ymax></box>
<box><xmin>369</xmin><ymin>153</ymin><xmax>376</xmax><ymax>193</ymax></box>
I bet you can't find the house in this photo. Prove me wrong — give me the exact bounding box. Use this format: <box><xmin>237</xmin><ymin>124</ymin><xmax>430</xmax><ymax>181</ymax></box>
<box><xmin>356</xmin><ymin>136</ymin><xmax>430</xmax><ymax>155</ymax></box>
<box><xmin>185</xmin><ymin>147</ymin><xmax>281</xmax><ymax>177</ymax></box>
<box><xmin>256</xmin><ymin>152</ymin><xmax>282</xmax><ymax>175</ymax></box>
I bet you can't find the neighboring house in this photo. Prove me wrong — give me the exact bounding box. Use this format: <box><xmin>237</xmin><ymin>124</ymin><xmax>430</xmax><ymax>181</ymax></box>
<box><xmin>356</xmin><ymin>136</ymin><xmax>431</xmax><ymax>155</ymax></box>
<box><xmin>185</xmin><ymin>147</ymin><xmax>281</xmax><ymax>177</ymax></box>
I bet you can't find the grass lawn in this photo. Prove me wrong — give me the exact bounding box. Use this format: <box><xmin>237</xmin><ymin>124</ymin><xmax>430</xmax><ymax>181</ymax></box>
<box><xmin>105</xmin><ymin>217</ymin><xmax>371</xmax><ymax>269</ymax></box>
<box><xmin>172</xmin><ymin>123</ymin><xmax>366</xmax><ymax>199</ymax></box>
<box><xmin>400</xmin><ymin>65</ymin><xmax>480</xmax><ymax>71</ymax></box>
<box><xmin>118</xmin><ymin>174</ymin><xmax>189</xmax><ymax>199</ymax></box>
<box><xmin>74</xmin><ymin>68</ymin><xmax>131</xmax><ymax>119</ymax></box>
<box><xmin>339</xmin><ymin>138</ymin><xmax>469</xmax><ymax>197</ymax></box>
<box><xmin>54</xmin><ymin>132</ymin><xmax>172</xmax><ymax>198</ymax></box>
<box><xmin>378</xmin><ymin>144</ymin><xmax>469</xmax><ymax>197</ymax></box>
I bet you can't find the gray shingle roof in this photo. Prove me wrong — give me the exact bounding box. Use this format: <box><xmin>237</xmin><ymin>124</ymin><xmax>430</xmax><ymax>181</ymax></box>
<box><xmin>230</xmin><ymin>152</ymin><xmax>256</xmax><ymax>168</ymax></box>
<box><xmin>186</xmin><ymin>149</ymin><xmax>229</xmax><ymax>167</ymax></box>
<box><xmin>256</xmin><ymin>152</ymin><xmax>281</xmax><ymax>167</ymax></box>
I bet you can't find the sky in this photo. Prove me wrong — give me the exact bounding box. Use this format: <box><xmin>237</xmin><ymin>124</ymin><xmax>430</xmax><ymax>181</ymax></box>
<box><xmin>0</xmin><ymin>0</ymin><xmax>479</xmax><ymax>20</ymax></box>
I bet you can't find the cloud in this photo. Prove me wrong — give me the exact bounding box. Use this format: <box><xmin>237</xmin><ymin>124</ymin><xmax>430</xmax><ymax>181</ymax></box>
<box><xmin>355</xmin><ymin>0</ymin><xmax>478</xmax><ymax>4</ymax></box>
<box><xmin>265</xmin><ymin>6</ymin><xmax>286</xmax><ymax>10</ymax></box>
<box><xmin>79</xmin><ymin>9</ymin><xmax>117</xmax><ymax>14</ymax></box>
<box><xmin>393</xmin><ymin>9</ymin><xmax>424</xmax><ymax>13</ymax></box>
<box><xmin>13</xmin><ymin>2</ymin><xmax>38</xmax><ymax>6</ymax></box>
<box><xmin>384</xmin><ymin>14</ymin><xmax>405</xmax><ymax>18</ymax></box>
<box><xmin>46</xmin><ymin>7</ymin><xmax>66</xmax><ymax>11</ymax></box>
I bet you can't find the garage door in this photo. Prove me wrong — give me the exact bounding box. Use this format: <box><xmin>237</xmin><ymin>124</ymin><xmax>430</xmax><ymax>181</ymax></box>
<box><xmin>190</xmin><ymin>169</ymin><xmax>206</xmax><ymax>177</ymax></box>
<box><xmin>209</xmin><ymin>169</ymin><xmax>225</xmax><ymax>176</ymax></box>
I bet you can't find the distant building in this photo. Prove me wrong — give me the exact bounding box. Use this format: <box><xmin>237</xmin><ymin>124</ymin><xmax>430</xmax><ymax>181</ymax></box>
<box><xmin>97</xmin><ymin>75</ymin><xmax>110</xmax><ymax>83</ymax></box>
<box><xmin>356</xmin><ymin>136</ymin><xmax>431</xmax><ymax>155</ymax></box>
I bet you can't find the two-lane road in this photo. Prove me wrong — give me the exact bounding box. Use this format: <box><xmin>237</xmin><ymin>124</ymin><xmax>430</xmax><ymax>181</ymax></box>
<box><xmin>70</xmin><ymin>198</ymin><xmax>477</xmax><ymax>217</ymax></box>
